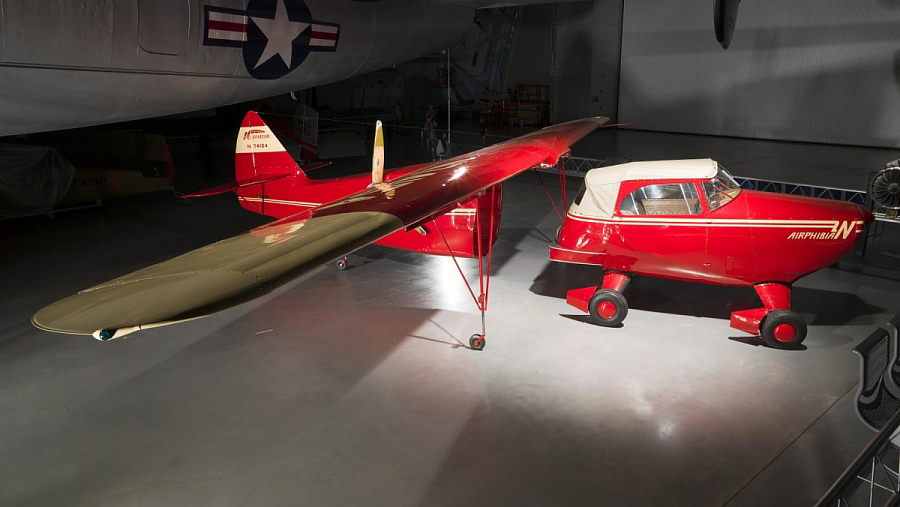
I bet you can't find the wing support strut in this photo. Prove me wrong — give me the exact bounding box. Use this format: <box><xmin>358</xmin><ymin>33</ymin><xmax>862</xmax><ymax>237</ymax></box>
<box><xmin>434</xmin><ymin>190</ymin><xmax>497</xmax><ymax>351</ymax></box>
<box><xmin>532</xmin><ymin>156</ymin><xmax>570</xmax><ymax>222</ymax></box>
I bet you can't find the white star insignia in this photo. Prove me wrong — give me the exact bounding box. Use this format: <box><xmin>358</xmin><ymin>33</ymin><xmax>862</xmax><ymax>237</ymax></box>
<box><xmin>251</xmin><ymin>0</ymin><xmax>309</xmax><ymax>69</ymax></box>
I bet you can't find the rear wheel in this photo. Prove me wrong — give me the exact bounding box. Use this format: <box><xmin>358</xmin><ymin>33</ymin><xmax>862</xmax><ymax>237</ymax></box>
<box><xmin>760</xmin><ymin>310</ymin><xmax>807</xmax><ymax>349</ymax></box>
<box><xmin>588</xmin><ymin>289</ymin><xmax>628</xmax><ymax>327</ymax></box>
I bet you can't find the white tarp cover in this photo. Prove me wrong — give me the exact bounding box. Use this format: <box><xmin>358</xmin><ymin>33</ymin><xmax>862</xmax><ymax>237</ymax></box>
<box><xmin>0</xmin><ymin>144</ymin><xmax>74</xmax><ymax>217</ymax></box>
<box><xmin>577</xmin><ymin>159</ymin><xmax>718</xmax><ymax>219</ymax></box>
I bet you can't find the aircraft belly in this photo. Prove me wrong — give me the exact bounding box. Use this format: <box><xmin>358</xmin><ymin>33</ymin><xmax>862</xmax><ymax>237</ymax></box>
<box><xmin>2</xmin><ymin>0</ymin><xmax>115</xmax><ymax>68</ymax></box>
<box><xmin>0</xmin><ymin>0</ymin><xmax>474</xmax><ymax>135</ymax></box>
<box><xmin>32</xmin><ymin>211</ymin><xmax>404</xmax><ymax>337</ymax></box>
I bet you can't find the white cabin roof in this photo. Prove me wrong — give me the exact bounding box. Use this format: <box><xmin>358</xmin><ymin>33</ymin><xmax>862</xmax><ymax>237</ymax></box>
<box><xmin>573</xmin><ymin>159</ymin><xmax>719</xmax><ymax>219</ymax></box>
<box><xmin>584</xmin><ymin>158</ymin><xmax>718</xmax><ymax>187</ymax></box>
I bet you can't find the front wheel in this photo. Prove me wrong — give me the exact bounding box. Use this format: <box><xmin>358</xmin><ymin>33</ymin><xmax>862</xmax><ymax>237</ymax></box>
<box><xmin>588</xmin><ymin>289</ymin><xmax>628</xmax><ymax>327</ymax></box>
<box><xmin>760</xmin><ymin>310</ymin><xmax>807</xmax><ymax>349</ymax></box>
<box><xmin>469</xmin><ymin>334</ymin><xmax>485</xmax><ymax>351</ymax></box>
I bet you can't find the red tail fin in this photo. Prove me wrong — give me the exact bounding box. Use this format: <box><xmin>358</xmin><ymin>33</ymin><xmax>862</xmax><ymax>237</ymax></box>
<box><xmin>236</xmin><ymin>111</ymin><xmax>308</xmax><ymax>182</ymax></box>
<box><xmin>235</xmin><ymin>111</ymin><xmax>309</xmax><ymax>214</ymax></box>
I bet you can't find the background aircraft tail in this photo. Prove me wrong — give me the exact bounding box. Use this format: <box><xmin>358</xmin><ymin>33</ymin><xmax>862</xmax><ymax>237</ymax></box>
<box><xmin>234</xmin><ymin>111</ymin><xmax>309</xmax><ymax>214</ymax></box>
<box><xmin>235</xmin><ymin>111</ymin><xmax>308</xmax><ymax>183</ymax></box>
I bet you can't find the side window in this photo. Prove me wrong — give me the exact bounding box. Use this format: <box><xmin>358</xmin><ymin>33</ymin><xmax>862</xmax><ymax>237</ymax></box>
<box><xmin>573</xmin><ymin>183</ymin><xmax>587</xmax><ymax>207</ymax></box>
<box><xmin>619</xmin><ymin>183</ymin><xmax>702</xmax><ymax>215</ymax></box>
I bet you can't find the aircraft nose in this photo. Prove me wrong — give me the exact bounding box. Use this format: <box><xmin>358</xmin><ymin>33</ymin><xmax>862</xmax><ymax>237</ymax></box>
<box><xmin>862</xmin><ymin>207</ymin><xmax>875</xmax><ymax>225</ymax></box>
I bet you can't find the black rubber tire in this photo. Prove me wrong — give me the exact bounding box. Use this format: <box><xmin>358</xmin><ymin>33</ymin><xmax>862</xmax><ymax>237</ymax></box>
<box><xmin>336</xmin><ymin>258</ymin><xmax>348</xmax><ymax>270</ymax></box>
<box><xmin>760</xmin><ymin>310</ymin><xmax>807</xmax><ymax>349</ymax></box>
<box><xmin>469</xmin><ymin>334</ymin><xmax>485</xmax><ymax>351</ymax></box>
<box><xmin>588</xmin><ymin>289</ymin><xmax>628</xmax><ymax>327</ymax></box>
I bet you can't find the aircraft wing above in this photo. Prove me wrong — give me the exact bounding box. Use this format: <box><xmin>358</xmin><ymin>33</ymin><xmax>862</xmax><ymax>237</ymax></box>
<box><xmin>32</xmin><ymin>117</ymin><xmax>608</xmax><ymax>340</ymax></box>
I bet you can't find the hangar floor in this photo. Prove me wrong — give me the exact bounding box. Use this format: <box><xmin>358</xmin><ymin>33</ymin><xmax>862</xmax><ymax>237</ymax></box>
<box><xmin>3</xmin><ymin>126</ymin><xmax>900</xmax><ymax>506</ymax></box>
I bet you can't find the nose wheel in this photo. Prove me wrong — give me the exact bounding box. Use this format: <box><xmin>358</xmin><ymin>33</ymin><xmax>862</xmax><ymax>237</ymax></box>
<box><xmin>469</xmin><ymin>333</ymin><xmax>486</xmax><ymax>351</ymax></box>
<box><xmin>760</xmin><ymin>310</ymin><xmax>807</xmax><ymax>349</ymax></box>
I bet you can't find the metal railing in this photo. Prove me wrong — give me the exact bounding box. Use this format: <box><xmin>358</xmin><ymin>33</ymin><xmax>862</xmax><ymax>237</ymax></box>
<box><xmin>537</xmin><ymin>156</ymin><xmax>875</xmax><ymax>208</ymax></box>
<box><xmin>816</xmin><ymin>400</ymin><xmax>900</xmax><ymax>506</ymax></box>
<box><xmin>733</xmin><ymin>176</ymin><xmax>867</xmax><ymax>206</ymax></box>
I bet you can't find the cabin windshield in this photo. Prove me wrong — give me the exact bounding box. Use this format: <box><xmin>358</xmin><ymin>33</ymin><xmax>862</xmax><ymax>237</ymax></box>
<box><xmin>703</xmin><ymin>165</ymin><xmax>741</xmax><ymax>211</ymax></box>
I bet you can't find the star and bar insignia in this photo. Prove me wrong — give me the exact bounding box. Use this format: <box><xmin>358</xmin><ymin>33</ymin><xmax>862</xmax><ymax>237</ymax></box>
<box><xmin>203</xmin><ymin>0</ymin><xmax>340</xmax><ymax>80</ymax></box>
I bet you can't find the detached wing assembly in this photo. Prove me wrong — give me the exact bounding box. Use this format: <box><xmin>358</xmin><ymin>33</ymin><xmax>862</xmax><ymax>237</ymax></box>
<box><xmin>33</xmin><ymin>115</ymin><xmax>608</xmax><ymax>340</ymax></box>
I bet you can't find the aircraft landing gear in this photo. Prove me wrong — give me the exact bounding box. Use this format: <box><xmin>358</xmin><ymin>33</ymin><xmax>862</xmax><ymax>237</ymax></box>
<box><xmin>336</xmin><ymin>257</ymin><xmax>348</xmax><ymax>270</ymax></box>
<box><xmin>731</xmin><ymin>283</ymin><xmax>807</xmax><ymax>349</ymax></box>
<box><xmin>760</xmin><ymin>310</ymin><xmax>807</xmax><ymax>349</ymax></box>
<box><xmin>572</xmin><ymin>271</ymin><xmax>632</xmax><ymax>327</ymax></box>
<box><xmin>588</xmin><ymin>289</ymin><xmax>628</xmax><ymax>327</ymax></box>
<box><xmin>469</xmin><ymin>333</ymin><xmax>486</xmax><ymax>351</ymax></box>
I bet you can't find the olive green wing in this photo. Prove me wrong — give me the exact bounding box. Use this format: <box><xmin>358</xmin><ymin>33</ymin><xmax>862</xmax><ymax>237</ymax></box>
<box><xmin>32</xmin><ymin>212</ymin><xmax>402</xmax><ymax>340</ymax></box>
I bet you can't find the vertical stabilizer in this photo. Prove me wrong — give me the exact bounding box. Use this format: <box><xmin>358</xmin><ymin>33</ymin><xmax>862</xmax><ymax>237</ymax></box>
<box><xmin>234</xmin><ymin>111</ymin><xmax>308</xmax><ymax>216</ymax></box>
<box><xmin>235</xmin><ymin>111</ymin><xmax>308</xmax><ymax>184</ymax></box>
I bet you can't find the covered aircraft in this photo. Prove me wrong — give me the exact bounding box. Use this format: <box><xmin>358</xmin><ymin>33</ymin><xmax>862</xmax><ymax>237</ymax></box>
<box><xmin>551</xmin><ymin>159</ymin><xmax>875</xmax><ymax>349</ymax></box>
<box><xmin>32</xmin><ymin>111</ymin><xmax>609</xmax><ymax>349</ymax></box>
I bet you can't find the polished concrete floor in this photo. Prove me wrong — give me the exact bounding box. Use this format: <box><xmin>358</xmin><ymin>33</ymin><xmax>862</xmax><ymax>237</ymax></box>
<box><xmin>3</xmin><ymin>128</ymin><xmax>900</xmax><ymax>506</ymax></box>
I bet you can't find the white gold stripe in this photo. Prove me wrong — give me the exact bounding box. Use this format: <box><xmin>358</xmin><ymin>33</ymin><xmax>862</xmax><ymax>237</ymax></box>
<box><xmin>567</xmin><ymin>212</ymin><xmax>858</xmax><ymax>229</ymax></box>
<box><xmin>239</xmin><ymin>197</ymin><xmax>319</xmax><ymax>207</ymax></box>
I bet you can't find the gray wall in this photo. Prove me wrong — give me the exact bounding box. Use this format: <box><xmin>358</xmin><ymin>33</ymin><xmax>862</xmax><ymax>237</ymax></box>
<box><xmin>506</xmin><ymin>0</ymin><xmax>622</xmax><ymax>122</ymax></box>
<box><xmin>553</xmin><ymin>0</ymin><xmax>622</xmax><ymax>122</ymax></box>
<box><xmin>619</xmin><ymin>0</ymin><xmax>900</xmax><ymax>148</ymax></box>
<box><xmin>506</xmin><ymin>5</ymin><xmax>554</xmax><ymax>87</ymax></box>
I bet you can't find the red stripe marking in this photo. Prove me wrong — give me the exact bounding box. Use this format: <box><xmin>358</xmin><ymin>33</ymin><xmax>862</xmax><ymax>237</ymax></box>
<box><xmin>310</xmin><ymin>31</ymin><xmax>337</xmax><ymax>40</ymax></box>
<box><xmin>208</xmin><ymin>20</ymin><xmax>247</xmax><ymax>33</ymax></box>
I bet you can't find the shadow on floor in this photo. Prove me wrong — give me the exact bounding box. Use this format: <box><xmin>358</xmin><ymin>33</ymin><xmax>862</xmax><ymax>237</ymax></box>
<box><xmin>529</xmin><ymin>262</ymin><xmax>885</xmax><ymax>327</ymax></box>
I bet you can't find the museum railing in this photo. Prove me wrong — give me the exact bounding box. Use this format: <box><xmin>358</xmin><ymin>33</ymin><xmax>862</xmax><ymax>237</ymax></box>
<box><xmin>815</xmin><ymin>406</ymin><xmax>900</xmax><ymax>506</ymax></box>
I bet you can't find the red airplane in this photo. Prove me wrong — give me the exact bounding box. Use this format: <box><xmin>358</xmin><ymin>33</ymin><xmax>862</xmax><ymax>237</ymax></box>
<box><xmin>550</xmin><ymin>158</ymin><xmax>875</xmax><ymax>349</ymax></box>
<box><xmin>32</xmin><ymin>111</ymin><xmax>609</xmax><ymax>350</ymax></box>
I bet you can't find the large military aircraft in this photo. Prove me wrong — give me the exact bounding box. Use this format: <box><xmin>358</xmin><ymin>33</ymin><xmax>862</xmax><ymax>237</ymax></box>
<box><xmin>0</xmin><ymin>0</ymin><xmax>567</xmax><ymax>136</ymax></box>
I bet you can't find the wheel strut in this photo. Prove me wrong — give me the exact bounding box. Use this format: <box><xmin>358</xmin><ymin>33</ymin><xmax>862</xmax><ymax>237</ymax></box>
<box><xmin>434</xmin><ymin>187</ymin><xmax>497</xmax><ymax>351</ymax></box>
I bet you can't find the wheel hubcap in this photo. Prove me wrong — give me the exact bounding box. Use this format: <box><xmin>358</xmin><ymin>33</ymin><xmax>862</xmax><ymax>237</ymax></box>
<box><xmin>773</xmin><ymin>323</ymin><xmax>796</xmax><ymax>342</ymax></box>
<box><xmin>598</xmin><ymin>301</ymin><xmax>617</xmax><ymax>320</ymax></box>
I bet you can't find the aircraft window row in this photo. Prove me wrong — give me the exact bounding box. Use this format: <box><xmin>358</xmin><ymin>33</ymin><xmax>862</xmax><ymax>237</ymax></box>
<box><xmin>619</xmin><ymin>183</ymin><xmax>702</xmax><ymax>215</ymax></box>
<box><xmin>703</xmin><ymin>164</ymin><xmax>742</xmax><ymax>211</ymax></box>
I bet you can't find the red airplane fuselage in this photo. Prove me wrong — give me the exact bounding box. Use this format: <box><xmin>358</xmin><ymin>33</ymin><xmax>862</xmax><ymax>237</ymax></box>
<box><xmin>552</xmin><ymin>187</ymin><xmax>870</xmax><ymax>286</ymax></box>
<box><xmin>550</xmin><ymin>160</ymin><xmax>874</xmax><ymax>349</ymax></box>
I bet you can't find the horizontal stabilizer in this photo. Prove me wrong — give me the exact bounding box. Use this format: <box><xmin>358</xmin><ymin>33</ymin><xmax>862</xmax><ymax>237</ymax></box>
<box><xmin>183</xmin><ymin>173</ymin><xmax>290</xmax><ymax>198</ymax></box>
<box><xmin>302</xmin><ymin>161</ymin><xmax>332</xmax><ymax>173</ymax></box>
